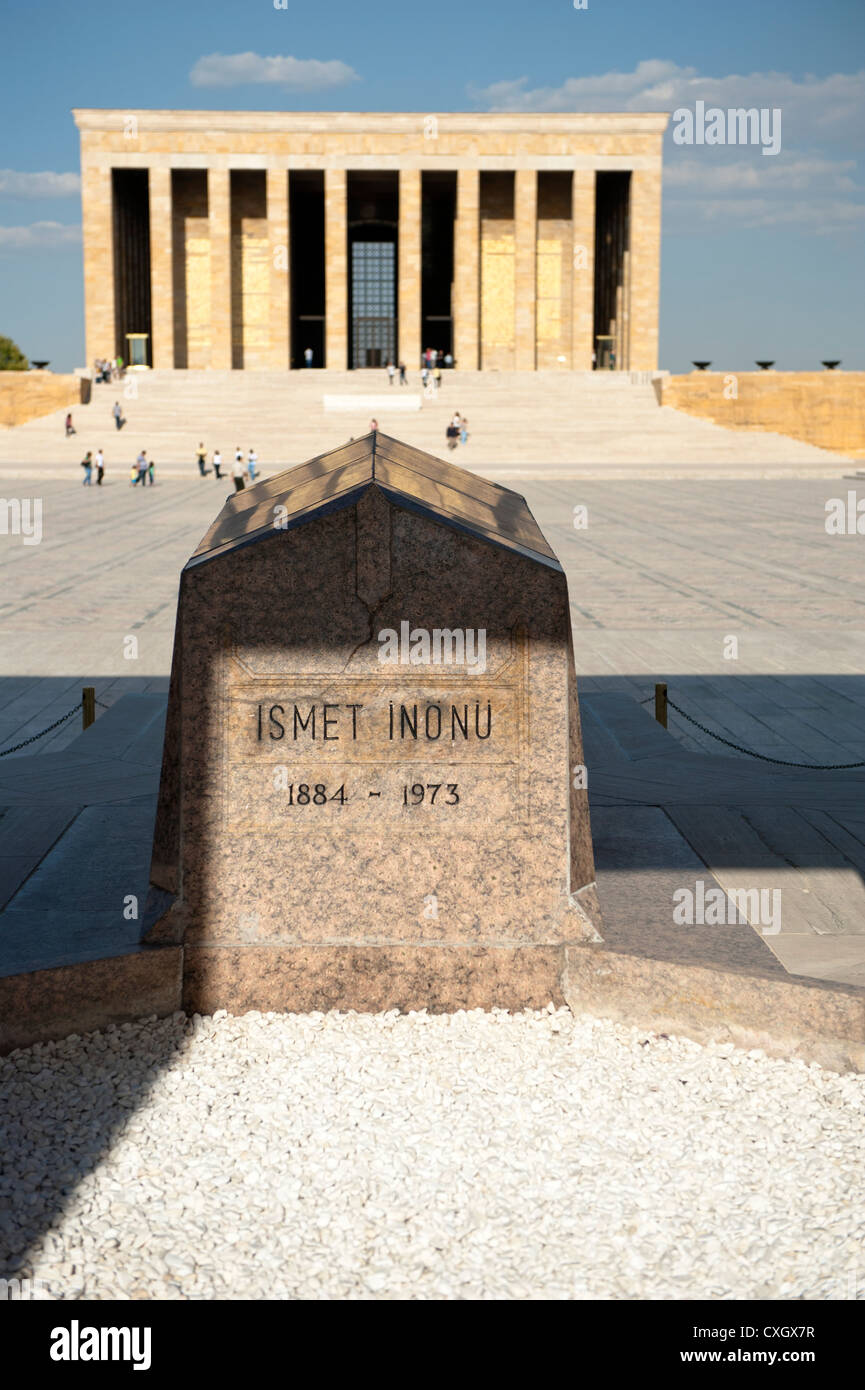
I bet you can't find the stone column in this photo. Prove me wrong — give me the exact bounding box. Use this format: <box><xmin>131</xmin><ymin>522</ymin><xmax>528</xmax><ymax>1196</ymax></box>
<box><xmin>514</xmin><ymin>169</ymin><xmax>537</xmax><ymax>371</ymax></box>
<box><xmin>208</xmin><ymin>168</ymin><xmax>232</xmax><ymax>370</ymax></box>
<box><xmin>267</xmin><ymin>168</ymin><xmax>290</xmax><ymax>370</ymax></box>
<box><xmin>398</xmin><ymin>168</ymin><xmax>421</xmax><ymax>371</ymax></box>
<box><xmin>149</xmin><ymin>167</ymin><xmax>174</xmax><ymax>369</ymax></box>
<box><xmin>453</xmin><ymin>168</ymin><xmax>479</xmax><ymax>371</ymax></box>
<box><xmin>571</xmin><ymin>171</ymin><xmax>595</xmax><ymax>371</ymax></box>
<box><xmin>628</xmin><ymin>167</ymin><xmax>662</xmax><ymax>372</ymax></box>
<box><xmin>324</xmin><ymin>168</ymin><xmax>348</xmax><ymax>370</ymax></box>
<box><xmin>81</xmin><ymin>165</ymin><xmax>115</xmax><ymax>365</ymax></box>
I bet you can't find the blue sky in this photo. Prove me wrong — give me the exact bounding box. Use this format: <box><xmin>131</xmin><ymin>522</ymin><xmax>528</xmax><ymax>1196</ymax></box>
<box><xmin>1</xmin><ymin>0</ymin><xmax>863</xmax><ymax>372</ymax></box>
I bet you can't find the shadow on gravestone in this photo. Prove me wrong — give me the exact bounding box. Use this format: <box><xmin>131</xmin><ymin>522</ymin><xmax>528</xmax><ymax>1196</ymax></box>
<box><xmin>143</xmin><ymin>432</ymin><xmax>603</xmax><ymax>1013</ymax></box>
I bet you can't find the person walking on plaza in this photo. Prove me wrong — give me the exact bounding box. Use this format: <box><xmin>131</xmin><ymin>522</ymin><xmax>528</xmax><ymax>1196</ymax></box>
<box><xmin>460</xmin><ymin>416</ymin><xmax>468</xmax><ymax>445</ymax></box>
<box><xmin>80</xmin><ymin>450</ymin><xmax>93</xmax><ymax>484</ymax></box>
<box><xmin>196</xmin><ymin>442</ymin><xmax>209</xmax><ymax>477</ymax></box>
<box><xmin>398</xmin><ymin>362</ymin><xmax>407</xmax><ymax>385</ymax></box>
<box><xmin>247</xmin><ymin>448</ymin><xmax>258</xmax><ymax>482</ymax></box>
<box><xmin>234</xmin><ymin>446</ymin><xmax>244</xmax><ymax>478</ymax></box>
<box><xmin>148</xmin><ymin>456</ymin><xmax>155</xmax><ymax>486</ymax></box>
<box><xmin>434</xmin><ymin>363</ymin><xmax>442</xmax><ymax>391</ymax></box>
<box><xmin>369</xmin><ymin>418</ymin><xmax>378</xmax><ymax>434</ymax></box>
<box><xmin>304</xmin><ymin>346</ymin><xmax>313</xmax><ymax>367</ymax></box>
<box><xmin>134</xmin><ymin>451</ymin><xmax>148</xmax><ymax>487</ymax></box>
<box><xmin>386</xmin><ymin>361</ymin><xmax>395</xmax><ymax>385</ymax></box>
<box><xmin>112</xmin><ymin>400</ymin><xmax>123</xmax><ymax>431</ymax></box>
<box><xmin>232</xmin><ymin>453</ymin><xmax>246</xmax><ymax>492</ymax></box>
<box><xmin>212</xmin><ymin>449</ymin><xmax>223</xmax><ymax>480</ymax></box>
<box><xmin>65</xmin><ymin>411</ymin><xmax>75</xmax><ymax>437</ymax></box>
<box><xmin>95</xmin><ymin>448</ymin><xmax>105</xmax><ymax>485</ymax></box>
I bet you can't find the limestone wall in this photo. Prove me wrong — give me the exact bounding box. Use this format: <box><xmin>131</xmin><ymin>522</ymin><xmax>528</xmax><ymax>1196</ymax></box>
<box><xmin>0</xmin><ymin>373</ymin><xmax>87</xmax><ymax>428</ymax></box>
<box><xmin>480</xmin><ymin>173</ymin><xmax>515</xmax><ymax>371</ymax></box>
<box><xmin>536</xmin><ymin>174</ymin><xmax>572</xmax><ymax>370</ymax></box>
<box><xmin>74</xmin><ymin>111</ymin><xmax>668</xmax><ymax>373</ymax></box>
<box><xmin>661</xmin><ymin>372</ymin><xmax>865</xmax><ymax>459</ymax></box>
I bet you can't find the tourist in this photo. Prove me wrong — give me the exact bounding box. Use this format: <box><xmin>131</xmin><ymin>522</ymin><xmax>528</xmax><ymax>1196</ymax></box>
<box><xmin>445</xmin><ymin>423</ymin><xmax>458</xmax><ymax>451</ymax></box>
<box><xmin>196</xmin><ymin>442</ymin><xmax>209</xmax><ymax>477</ymax></box>
<box><xmin>304</xmin><ymin>346</ymin><xmax>313</xmax><ymax>367</ymax></box>
<box><xmin>212</xmin><ymin>449</ymin><xmax>223</xmax><ymax>480</ymax></box>
<box><xmin>398</xmin><ymin>362</ymin><xmax>407</xmax><ymax>385</ymax></box>
<box><xmin>434</xmin><ymin>364</ymin><xmax>442</xmax><ymax>391</ymax></box>
<box><xmin>95</xmin><ymin>448</ymin><xmax>105</xmax><ymax>485</ymax></box>
<box><xmin>80</xmin><ymin>451</ymin><xmax>93</xmax><ymax>484</ymax></box>
<box><xmin>134</xmin><ymin>451</ymin><xmax>148</xmax><ymax>487</ymax></box>
<box><xmin>369</xmin><ymin>418</ymin><xmax>378</xmax><ymax>433</ymax></box>
<box><xmin>460</xmin><ymin>416</ymin><xmax>468</xmax><ymax>445</ymax></box>
<box><xmin>148</xmin><ymin>457</ymin><xmax>155</xmax><ymax>486</ymax></box>
<box><xmin>65</xmin><ymin>412</ymin><xmax>75</xmax><ymax>437</ymax></box>
<box><xmin>112</xmin><ymin>400</ymin><xmax>123</xmax><ymax>431</ymax></box>
<box><xmin>248</xmin><ymin>448</ymin><xmax>258</xmax><ymax>482</ymax></box>
<box><xmin>420</xmin><ymin>366</ymin><xmax>429</xmax><ymax>389</ymax></box>
<box><xmin>232</xmin><ymin>453</ymin><xmax>246</xmax><ymax>492</ymax></box>
<box><xmin>445</xmin><ymin>352</ymin><xmax>454</xmax><ymax>369</ymax></box>
<box><xmin>386</xmin><ymin>361</ymin><xmax>395</xmax><ymax>385</ymax></box>
<box><xmin>234</xmin><ymin>446</ymin><xmax>244</xmax><ymax>477</ymax></box>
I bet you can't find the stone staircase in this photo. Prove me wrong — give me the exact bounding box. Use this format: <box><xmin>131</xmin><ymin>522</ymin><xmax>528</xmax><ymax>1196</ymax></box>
<box><xmin>0</xmin><ymin>368</ymin><xmax>851</xmax><ymax>477</ymax></box>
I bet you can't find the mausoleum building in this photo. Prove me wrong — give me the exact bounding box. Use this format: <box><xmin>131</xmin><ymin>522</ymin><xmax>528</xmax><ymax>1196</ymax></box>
<box><xmin>74</xmin><ymin>109</ymin><xmax>667</xmax><ymax>373</ymax></box>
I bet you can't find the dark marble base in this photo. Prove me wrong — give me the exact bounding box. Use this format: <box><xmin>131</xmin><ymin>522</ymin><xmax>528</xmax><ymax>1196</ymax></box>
<box><xmin>0</xmin><ymin>947</ymin><xmax>182</xmax><ymax>1055</ymax></box>
<box><xmin>2</xmin><ymin>938</ymin><xmax>864</xmax><ymax>1074</ymax></box>
<box><xmin>182</xmin><ymin>943</ymin><xmax>570</xmax><ymax>1015</ymax></box>
<box><xmin>564</xmin><ymin>944</ymin><xmax>865</xmax><ymax>1073</ymax></box>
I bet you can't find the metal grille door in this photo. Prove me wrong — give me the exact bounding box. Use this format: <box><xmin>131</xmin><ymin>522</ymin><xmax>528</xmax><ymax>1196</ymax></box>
<box><xmin>350</xmin><ymin>241</ymin><xmax>396</xmax><ymax>369</ymax></box>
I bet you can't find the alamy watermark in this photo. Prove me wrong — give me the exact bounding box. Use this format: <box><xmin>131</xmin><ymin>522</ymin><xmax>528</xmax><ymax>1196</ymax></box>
<box><xmin>825</xmin><ymin>491</ymin><xmax>865</xmax><ymax>535</ymax></box>
<box><xmin>672</xmin><ymin>101</ymin><xmax>781</xmax><ymax>156</ymax></box>
<box><xmin>673</xmin><ymin>879</ymin><xmax>781</xmax><ymax>935</ymax></box>
<box><xmin>0</xmin><ymin>496</ymin><xmax>42</xmax><ymax>545</ymax></box>
<box><xmin>0</xmin><ymin>1276</ymin><xmax>49</xmax><ymax>1300</ymax></box>
<box><xmin>378</xmin><ymin>622</ymin><xmax>487</xmax><ymax>674</ymax></box>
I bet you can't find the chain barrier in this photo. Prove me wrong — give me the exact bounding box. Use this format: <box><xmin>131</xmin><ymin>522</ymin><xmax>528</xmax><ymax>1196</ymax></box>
<box><xmin>0</xmin><ymin>694</ymin><xmax>112</xmax><ymax>759</ymax></box>
<box><xmin>638</xmin><ymin>693</ymin><xmax>865</xmax><ymax>770</ymax></box>
<box><xmin>0</xmin><ymin>704</ymin><xmax>82</xmax><ymax>758</ymax></box>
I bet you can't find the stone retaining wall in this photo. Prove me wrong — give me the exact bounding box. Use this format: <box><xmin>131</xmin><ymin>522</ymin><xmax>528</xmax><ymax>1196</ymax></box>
<box><xmin>0</xmin><ymin>371</ymin><xmax>89</xmax><ymax>428</ymax></box>
<box><xmin>661</xmin><ymin>371</ymin><xmax>865</xmax><ymax>459</ymax></box>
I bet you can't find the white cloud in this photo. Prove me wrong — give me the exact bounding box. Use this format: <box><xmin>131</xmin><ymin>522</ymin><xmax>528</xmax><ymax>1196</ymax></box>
<box><xmin>664</xmin><ymin>157</ymin><xmax>860</xmax><ymax>193</ymax></box>
<box><xmin>470</xmin><ymin>62</ymin><xmax>865</xmax><ymax>238</ymax></box>
<box><xmin>470</xmin><ymin>62</ymin><xmax>865</xmax><ymax>147</ymax></box>
<box><xmin>0</xmin><ymin>170</ymin><xmax>80</xmax><ymax>198</ymax></box>
<box><xmin>0</xmin><ymin>221</ymin><xmax>82</xmax><ymax>249</ymax></box>
<box><xmin>665</xmin><ymin>196</ymin><xmax>865</xmax><ymax>234</ymax></box>
<box><xmin>190</xmin><ymin>52</ymin><xmax>359</xmax><ymax>90</ymax></box>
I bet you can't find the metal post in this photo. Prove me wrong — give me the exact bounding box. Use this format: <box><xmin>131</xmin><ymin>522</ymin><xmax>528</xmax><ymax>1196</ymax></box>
<box><xmin>82</xmin><ymin>686</ymin><xmax>96</xmax><ymax>731</ymax></box>
<box><xmin>654</xmin><ymin>682</ymin><xmax>668</xmax><ymax>729</ymax></box>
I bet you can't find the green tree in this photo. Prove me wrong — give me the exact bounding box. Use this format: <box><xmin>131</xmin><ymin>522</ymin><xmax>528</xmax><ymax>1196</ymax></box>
<box><xmin>0</xmin><ymin>335</ymin><xmax>29</xmax><ymax>371</ymax></box>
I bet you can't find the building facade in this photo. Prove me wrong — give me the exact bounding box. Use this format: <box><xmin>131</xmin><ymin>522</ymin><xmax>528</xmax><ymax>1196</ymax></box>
<box><xmin>74</xmin><ymin>110</ymin><xmax>667</xmax><ymax>372</ymax></box>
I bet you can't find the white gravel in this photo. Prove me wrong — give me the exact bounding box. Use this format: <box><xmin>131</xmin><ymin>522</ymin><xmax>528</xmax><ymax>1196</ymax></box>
<box><xmin>1</xmin><ymin>1007</ymin><xmax>864</xmax><ymax>1301</ymax></box>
